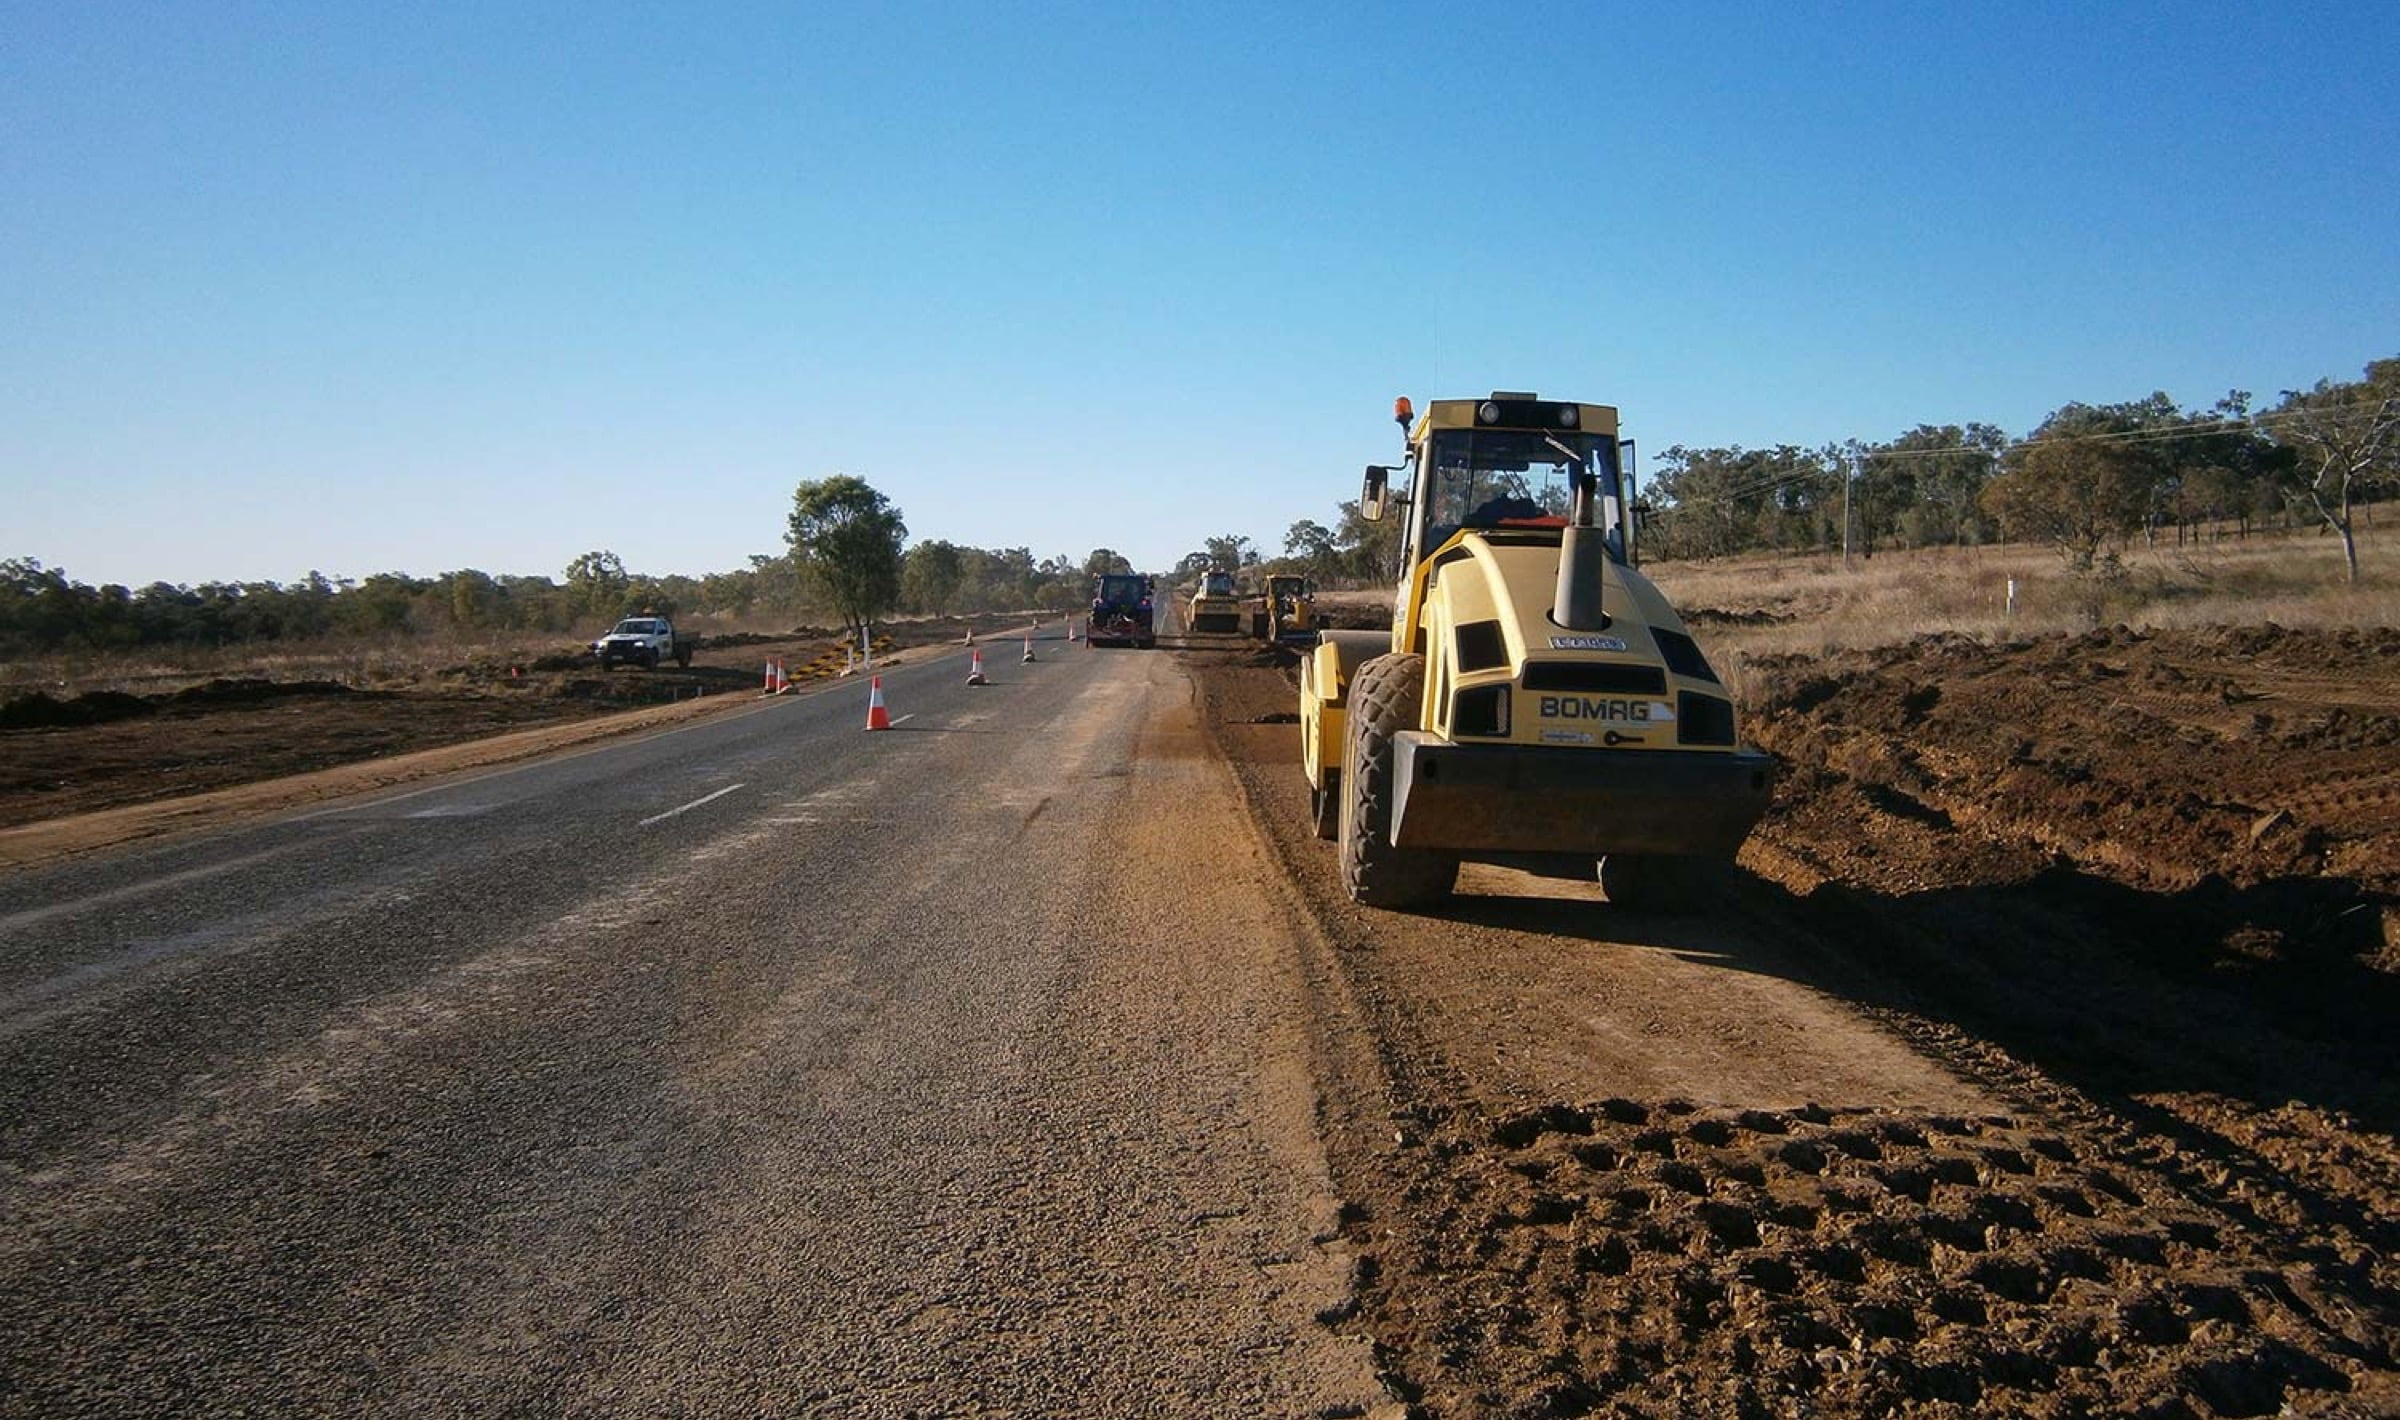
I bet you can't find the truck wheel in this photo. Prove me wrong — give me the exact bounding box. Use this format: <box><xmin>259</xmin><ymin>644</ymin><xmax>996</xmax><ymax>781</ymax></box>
<box><xmin>675</xmin><ymin>646</ymin><xmax>692</xmax><ymax>668</ymax></box>
<box><xmin>1598</xmin><ymin>854</ymin><xmax>1714</xmax><ymax>914</ymax></box>
<box><xmin>1339</xmin><ymin>653</ymin><xmax>1456</xmax><ymax>909</ymax></box>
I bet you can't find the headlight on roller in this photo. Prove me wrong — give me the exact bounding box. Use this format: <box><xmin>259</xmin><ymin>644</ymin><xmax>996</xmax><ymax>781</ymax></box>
<box><xmin>1677</xmin><ymin>691</ymin><xmax>1736</xmax><ymax>746</ymax></box>
<box><xmin>1451</xmin><ymin>684</ymin><xmax>1510</xmax><ymax>738</ymax></box>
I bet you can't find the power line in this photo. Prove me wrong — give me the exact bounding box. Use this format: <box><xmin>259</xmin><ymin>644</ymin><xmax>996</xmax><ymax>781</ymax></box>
<box><xmin>1855</xmin><ymin>403</ymin><xmax>2384</xmax><ymax>464</ymax></box>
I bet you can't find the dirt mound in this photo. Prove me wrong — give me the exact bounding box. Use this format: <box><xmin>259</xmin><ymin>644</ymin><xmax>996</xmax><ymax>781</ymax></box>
<box><xmin>1741</xmin><ymin>623</ymin><xmax>2400</xmax><ymax>948</ymax></box>
<box><xmin>161</xmin><ymin>677</ymin><xmax>356</xmax><ymax>710</ymax></box>
<box><xmin>2</xmin><ymin>678</ymin><xmax>360</xmax><ymax>730</ymax></box>
<box><xmin>0</xmin><ymin>683</ymin><xmax>625</xmax><ymax>831</ymax></box>
<box><xmin>1366</xmin><ymin>1098</ymin><xmax>2392</xmax><ymax>1417</ymax></box>
<box><xmin>1683</xmin><ymin>607</ymin><xmax>1793</xmax><ymax>628</ymax></box>
<box><xmin>1315</xmin><ymin>602</ymin><xmax>1397</xmax><ymax>632</ymax></box>
<box><xmin>0</xmin><ymin>689</ymin><xmax>154</xmax><ymax>730</ymax></box>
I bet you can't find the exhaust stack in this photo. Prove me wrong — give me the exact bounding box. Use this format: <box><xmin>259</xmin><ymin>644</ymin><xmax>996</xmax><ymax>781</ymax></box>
<box><xmin>1552</xmin><ymin>472</ymin><xmax>1608</xmax><ymax>630</ymax></box>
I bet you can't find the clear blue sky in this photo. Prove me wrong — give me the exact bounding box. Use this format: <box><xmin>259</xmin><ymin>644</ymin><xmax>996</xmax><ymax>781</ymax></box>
<box><xmin>8</xmin><ymin>1</ymin><xmax>2397</xmax><ymax>588</ymax></box>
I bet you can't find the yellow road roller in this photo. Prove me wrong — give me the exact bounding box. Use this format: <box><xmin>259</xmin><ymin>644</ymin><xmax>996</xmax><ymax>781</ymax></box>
<box><xmin>1298</xmin><ymin>393</ymin><xmax>1773</xmax><ymax>910</ymax></box>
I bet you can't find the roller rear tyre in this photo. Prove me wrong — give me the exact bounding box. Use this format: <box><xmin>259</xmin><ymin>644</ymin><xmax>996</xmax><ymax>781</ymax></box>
<box><xmin>1598</xmin><ymin>854</ymin><xmax>1721</xmax><ymax>914</ymax></box>
<box><xmin>1338</xmin><ymin>653</ymin><xmax>1456</xmax><ymax>908</ymax></box>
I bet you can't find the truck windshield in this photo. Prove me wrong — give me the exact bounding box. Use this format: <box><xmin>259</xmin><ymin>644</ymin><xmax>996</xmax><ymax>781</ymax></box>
<box><xmin>1419</xmin><ymin>430</ymin><xmax>1624</xmax><ymax>558</ymax></box>
<box><xmin>613</xmin><ymin>620</ymin><xmax>662</xmax><ymax>635</ymax></box>
<box><xmin>1097</xmin><ymin>577</ymin><xmax>1147</xmax><ymax>604</ymax></box>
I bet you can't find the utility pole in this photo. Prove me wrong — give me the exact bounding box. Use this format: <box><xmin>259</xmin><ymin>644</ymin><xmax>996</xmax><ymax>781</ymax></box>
<box><xmin>1841</xmin><ymin>453</ymin><xmax>1854</xmax><ymax>572</ymax></box>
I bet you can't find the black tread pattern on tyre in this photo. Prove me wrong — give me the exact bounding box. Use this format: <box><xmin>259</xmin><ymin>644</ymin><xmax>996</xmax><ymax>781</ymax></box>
<box><xmin>1341</xmin><ymin>653</ymin><xmax>1456</xmax><ymax>908</ymax></box>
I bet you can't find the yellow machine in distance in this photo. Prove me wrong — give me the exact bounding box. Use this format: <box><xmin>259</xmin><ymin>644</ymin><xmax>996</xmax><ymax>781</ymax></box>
<box><xmin>1251</xmin><ymin>574</ymin><xmax>1317</xmax><ymax>645</ymax></box>
<box><xmin>1297</xmin><ymin>393</ymin><xmax>1773</xmax><ymax>910</ymax></box>
<box><xmin>1187</xmin><ymin>569</ymin><xmax>1244</xmax><ymax>634</ymax></box>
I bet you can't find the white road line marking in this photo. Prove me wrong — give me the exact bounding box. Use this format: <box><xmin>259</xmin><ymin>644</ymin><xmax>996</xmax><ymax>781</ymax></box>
<box><xmin>639</xmin><ymin>783</ymin><xmax>746</xmax><ymax>828</ymax></box>
<box><xmin>0</xmin><ymin>837</ymin><xmax>329</xmax><ymax>937</ymax></box>
<box><xmin>287</xmin><ymin>692</ymin><xmax>803</xmax><ymax>825</ymax></box>
<box><xmin>889</xmin><ymin>713</ymin><xmax>917</xmax><ymax>726</ymax></box>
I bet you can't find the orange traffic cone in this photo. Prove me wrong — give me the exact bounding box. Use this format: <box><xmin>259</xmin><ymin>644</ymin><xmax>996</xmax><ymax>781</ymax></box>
<box><xmin>1021</xmin><ymin>634</ymin><xmax>1036</xmax><ymax>664</ymax></box>
<box><xmin>966</xmin><ymin>648</ymin><xmax>987</xmax><ymax>686</ymax></box>
<box><xmin>864</xmin><ymin>675</ymin><xmax>891</xmax><ymax>731</ymax></box>
<box><xmin>762</xmin><ymin>660</ymin><xmax>777</xmax><ymax>696</ymax></box>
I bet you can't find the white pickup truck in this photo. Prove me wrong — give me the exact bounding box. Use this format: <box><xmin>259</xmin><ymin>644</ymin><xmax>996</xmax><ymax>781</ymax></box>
<box><xmin>591</xmin><ymin>616</ymin><xmax>696</xmax><ymax>670</ymax></box>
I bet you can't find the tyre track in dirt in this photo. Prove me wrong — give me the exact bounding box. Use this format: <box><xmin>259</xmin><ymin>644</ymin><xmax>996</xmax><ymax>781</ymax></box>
<box><xmin>1185</xmin><ymin>626</ymin><xmax>2399</xmax><ymax>1417</ymax></box>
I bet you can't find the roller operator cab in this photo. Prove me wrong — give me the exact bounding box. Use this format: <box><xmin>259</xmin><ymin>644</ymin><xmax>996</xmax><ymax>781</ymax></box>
<box><xmin>1298</xmin><ymin>393</ymin><xmax>1774</xmax><ymax>910</ymax></box>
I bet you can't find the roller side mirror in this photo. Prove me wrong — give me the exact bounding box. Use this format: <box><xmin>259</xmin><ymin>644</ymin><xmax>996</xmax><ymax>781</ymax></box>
<box><xmin>1361</xmin><ymin>465</ymin><xmax>1392</xmax><ymax>522</ymax></box>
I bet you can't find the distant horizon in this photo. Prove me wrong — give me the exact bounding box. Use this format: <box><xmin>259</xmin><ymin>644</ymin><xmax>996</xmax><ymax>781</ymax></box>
<box><xmin>14</xmin><ymin>350</ymin><xmax>2386</xmax><ymax>593</ymax></box>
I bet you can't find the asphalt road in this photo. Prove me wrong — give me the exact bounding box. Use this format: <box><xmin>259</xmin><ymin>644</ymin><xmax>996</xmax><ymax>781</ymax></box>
<box><xmin>0</xmin><ymin>624</ymin><xmax>1384</xmax><ymax>1417</ymax></box>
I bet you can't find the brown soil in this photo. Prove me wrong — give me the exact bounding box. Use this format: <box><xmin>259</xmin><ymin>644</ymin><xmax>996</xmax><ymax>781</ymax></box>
<box><xmin>0</xmin><ymin>680</ymin><xmax>642</xmax><ymax>831</ymax></box>
<box><xmin>0</xmin><ymin>615</ymin><xmax>1051</xmax><ymax>841</ymax></box>
<box><xmin>1186</xmin><ymin>624</ymin><xmax>2399</xmax><ymax>1417</ymax></box>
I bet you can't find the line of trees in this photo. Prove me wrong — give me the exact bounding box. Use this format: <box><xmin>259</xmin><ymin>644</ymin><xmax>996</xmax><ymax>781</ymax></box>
<box><xmin>1242</xmin><ymin>355</ymin><xmax>2395</xmax><ymax>588</ymax></box>
<box><xmin>0</xmin><ymin>556</ymin><xmax>714</xmax><ymax>656</ymax></box>
<box><xmin>1</xmin><ymin>480</ymin><xmax>1140</xmax><ymax>658</ymax></box>
<box><xmin>11</xmin><ymin>357</ymin><xmax>2390</xmax><ymax>658</ymax></box>
<box><xmin>1637</xmin><ymin>358</ymin><xmax>2396</xmax><ymax>581</ymax></box>
<box><xmin>1260</xmin><ymin>501</ymin><xmax>1405</xmax><ymax>585</ymax></box>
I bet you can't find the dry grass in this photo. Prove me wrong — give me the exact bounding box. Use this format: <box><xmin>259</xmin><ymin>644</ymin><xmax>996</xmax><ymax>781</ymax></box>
<box><xmin>0</xmin><ymin>606</ymin><xmax>1067</xmax><ymax>700</ymax></box>
<box><xmin>1315</xmin><ymin>528</ymin><xmax>2392</xmax><ymax>711</ymax></box>
<box><xmin>0</xmin><ymin>612</ymin><xmax>793</xmax><ymax>699</ymax></box>
<box><xmin>0</xmin><ymin>634</ymin><xmax>554</xmax><ymax>698</ymax></box>
<box><xmin>1647</xmin><ymin>528</ymin><xmax>2395</xmax><ymax>708</ymax></box>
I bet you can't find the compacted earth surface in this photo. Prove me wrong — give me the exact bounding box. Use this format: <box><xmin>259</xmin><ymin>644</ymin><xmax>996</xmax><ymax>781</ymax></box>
<box><xmin>1187</xmin><ymin>619</ymin><xmax>2398</xmax><ymax>1417</ymax></box>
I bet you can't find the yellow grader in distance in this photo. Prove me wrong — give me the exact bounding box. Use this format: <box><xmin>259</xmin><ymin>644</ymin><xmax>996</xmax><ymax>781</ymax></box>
<box><xmin>1251</xmin><ymin>574</ymin><xmax>1317</xmax><ymax>646</ymax></box>
<box><xmin>1297</xmin><ymin>393</ymin><xmax>1773</xmax><ymax>910</ymax></box>
<box><xmin>1187</xmin><ymin>569</ymin><xmax>1245</xmax><ymax>634</ymax></box>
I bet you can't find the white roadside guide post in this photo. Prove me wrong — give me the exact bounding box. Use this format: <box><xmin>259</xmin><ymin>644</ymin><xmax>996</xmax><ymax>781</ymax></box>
<box><xmin>862</xmin><ymin>624</ymin><xmax>874</xmax><ymax>673</ymax></box>
<box><xmin>2006</xmin><ymin>578</ymin><xmax>2019</xmax><ymax>617</ymax></box>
